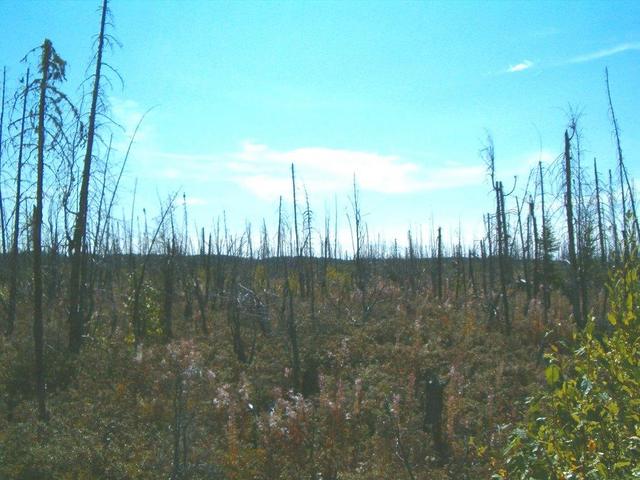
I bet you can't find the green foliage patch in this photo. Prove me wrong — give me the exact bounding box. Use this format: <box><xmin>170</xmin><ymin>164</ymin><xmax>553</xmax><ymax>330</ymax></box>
<box><xmin>498</xmin><ymin>252</ymin><xmax>640</xmax><ymax>479</ymax></box>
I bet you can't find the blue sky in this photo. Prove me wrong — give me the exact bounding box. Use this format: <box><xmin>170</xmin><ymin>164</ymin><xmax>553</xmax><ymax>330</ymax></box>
<box><xmin>2</xmin><ymin>0</ymin><xmax>640</xmax><ymax>251</ymax></box>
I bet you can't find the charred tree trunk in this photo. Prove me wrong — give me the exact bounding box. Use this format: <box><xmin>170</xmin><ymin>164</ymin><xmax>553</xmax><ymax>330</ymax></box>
<box><xmin>564</xmin><ymin>130</ymin><xmax>584</xmax><ymax>328</ymax></box>
<box><xmin>480</xmin><ymin>239</ymin><xmax>488</xmax><ymax>300</ymax></box>
<box><xmin>605</xmin><ymin>68</ymin><xmax>634</xmax><ymax>256</ymax></box>
<box><xmin>68</xmin><ymin>0</ymin><xmax>108</xmax><ymax>353</ymax></box>
<box><xmin>608</xmin><ymin>169</ymin><xmax>620</xmax><ymax>263</ymax></box>
<box><xmin>496</xmin><ymin>181</ymin><xmax>511</xmax><ymax>333</ymax></box>
<box><xmin>436</xmin><ymin>227</ymin><xmax>443</xmax><ymax>301</ymax></box>
<box><xmin>282</xmin><ymin>273</ymin><xmax>300</xmax><ymax>391</ymax></box>
<box><xmin>33</xmin><ymin>39</ymin><xmax>52</xmax><ymax>422</ymax></box>
<box><xmin>539</xmin><ymin>161</ymin><xmax>551</xmax><ymax>324</ymax></box>
<box><xmin>163</xmin><ymin>241</ymin><xmax>176</xmax><ymax>342</ymax></box>
<box><xmin>528</xmin><ymin>198</ymin><xmax>540</xmax><ymax>296</ymax></box>
<box><xmin>468</xmin><ymin>248</ymin><xmax>477</xmax><ymax>297</ymax></box>
<box><xmin>194</xmin><ymin>229</ymin><xmax>212</xmax><ymax>335</ymax></box>
<box><xmin>0</xmin><ymin>67</ymin><xmax>7</xmax><ymax>254</ymax></box>
<box><xmin>593</xmin><ymin>158</ymin><xmax>606</xmax><ymax>265</ymax></box>
<box><xmin>485</xmin><ymin>214</ymin><xmax>495</xmax><ymax>293</ymax></box>
<box><xmin>516</xmin><ymin>196</ymin><xmax>532</xmax><ymax>304</ymax></box>
<box><xmin>6</xmin><ymin>69</ymin><xmax>29</xmax><ymax>336</ymax></box>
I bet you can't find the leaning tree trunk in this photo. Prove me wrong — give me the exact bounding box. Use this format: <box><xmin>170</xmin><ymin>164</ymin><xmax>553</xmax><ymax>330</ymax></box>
<box><xmin>68</xmin><ymin>0</ymin><xmax>108</xmax><ymax>353</ymax></box>
<box><xmin>605</xmin><ymin>68</ymin><xmax>629</xmax><ymax>257</ymax></box>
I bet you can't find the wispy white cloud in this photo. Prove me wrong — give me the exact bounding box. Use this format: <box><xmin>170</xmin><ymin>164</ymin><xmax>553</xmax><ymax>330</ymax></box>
<box><xmin>568</xmin><ymin>42</ymin><xmax>640</xmax><ymax>64</ymax></box>
<box><xmin>108</xmin><ymin>100</ymin><xmax>224</xmax><ymax>182</ymax></box>
<box><xmin>183</xmin><ymin>196</ymin><xmax>207</xmax><ymax>207</ymax></box>
<box><xmin>502</xmin><ymin>150</ymin><xmax>557</xmax><ymax>179</ymax></box>
<box><xmin>106</xmin><ymin>102</ymin><xmax>487</xmax><ymax>203</ymax></box>
<box><xmin>228</xmin><ymin>142</ymin><xmax>485</xmax><ymax>201</ymax></box>
<box><xmin>110</xmin><ymin>97</ymin><xmax>156</xmax><ymax>146</ymax></box>
<box><xmin>502</xmin><ymin>42</ymin><xmax>640</xmax><ymax>76</ymax></box>
<box><xmin>507</xmin><ymin>60</ymin><xmax>534</xmax><ymax>73</ymax></box>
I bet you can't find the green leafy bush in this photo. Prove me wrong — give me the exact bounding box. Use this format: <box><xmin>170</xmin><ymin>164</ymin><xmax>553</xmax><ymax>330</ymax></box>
<box><xmin>499</xmin><ymin>252</ymin><xmax>640</xmax><ymax>479</ymax></box>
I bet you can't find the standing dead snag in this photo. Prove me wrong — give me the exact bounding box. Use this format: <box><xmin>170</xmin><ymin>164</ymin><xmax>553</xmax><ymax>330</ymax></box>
<box><xmin>68</xmin><ymin>0</ymin><xmax>108</xmax><ymax>353</ymax></box>
<box><xmin>162</xmin><ymin>227</ymin><xmax>177</xmax><ymax>342</ymax></box>
<box><xmin>283</xmin><ymin>275</ymin><xmax>300</xmax><ymax>391</ymax></box>
<box><xmin>528</xmin><ymin>197</ymin><xmax>540</xmax><ymax>297</ymax></box>
<box><xmin>131</xmin><ymin>195</ymin><xmax>177</xmax><ymax>346</ymax></box>
<box><xmin>593</xmin><ymin>158</ymin><xmax>606</xmax><ymax>265</ymax></box>
<box><xmin>193</xmin><ymin>228</ymin><xmax>212</xmax><ymax>335</ymax></box>
<box><xmin>605</xmin><ymin>68</ymin><xmax>640</xmax><ymax>249</ymax></box>
<box><xmin>291</xmin><ymin>164</ymin><xmax>300</xmax><ymax>258</ymax></box>
<box><xmin>516</xmin><ymin>196</ymin><xmax>532</xmax><ymax>305</ymax></box>
<box><xmin>34</xmin><ymin>38</ymin><xmax>67</xmax><ymax>422</ymax></box>
<box><xmin>496</xmin><ymin>181</ymin><xmax>511</xmax><ymax>333</ymax></box>
<box><xmin>483</xmin><ymin>136</ymin><xmax>511</xmax><ymax>332</ymax></box>
<box><xmin>608</xmin><ymin>169</ymin><xmax>621</xmax><ymax>263</ymax></box>
<box><xmin>6</xmin><ymin>68</ymin><xmax>29</xmax><ymax>336</ymax></box>
<box><xmin>468</xmin><ymin>248</ymin><xmax>478</xmax><ymax>297</ymax></box>
<box><xmin>606</xmin><ymin>68</ymin><xmax>628</xmax><ymax>256</ymax></box>
<box><xmin>436</xmin><ymin>227</ymin><xmax>443</xmax><ymax>301</ymax></box>
<box><xmin>0</xmin><ymin>67</ymin><xmax>6</xmax><ymax>255</ymax></box>
<box><xmin>563</xmin><ymin>130</ymin><xmax>584</xmax><ymax>328</ymax></box>
<box><xmin>33</xmin><ymin>40</ymin><xmax>51</xmax><ymax>423</ymax></box>
<box><xmin>349</xmin><ymin>176</ymin><xmax>371</xmax><ymax>320</ymax></box>
<box><xmin>303</xmin><ymin>189</ymin><xmax>317</xmax><ymax>332</ymax></box>
<box><xmin>290</xmin><ymin>164</ymin><xmax>307</xmax><ymax>298</ymax></box>
<box><xmin>538</xmin><ymin>161</ymin><xmax>552</xmax><ymax>324</ymax></box>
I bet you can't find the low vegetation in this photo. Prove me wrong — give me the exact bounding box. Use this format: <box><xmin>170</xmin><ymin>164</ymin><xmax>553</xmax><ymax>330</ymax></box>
<box><xmin>0</xmin><ymin>1</ymin><xmax>638</xmax><ymax>478</ymax></box>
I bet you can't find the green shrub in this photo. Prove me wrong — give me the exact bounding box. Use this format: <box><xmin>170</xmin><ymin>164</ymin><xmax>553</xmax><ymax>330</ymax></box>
<box><xmin>498</xmin><ymin>252</ymin><xmax>640</xmax><ymax>479</ymax></box>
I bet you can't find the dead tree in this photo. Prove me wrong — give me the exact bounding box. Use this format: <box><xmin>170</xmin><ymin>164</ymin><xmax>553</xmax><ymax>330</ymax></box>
<box><xmin>495</xmin><ymin>181</ymin><xmax>511</xmax><ymax>332</ymax></box>
<box><xmin>593</xmin><ymin>158</ymin><xmax>607</xmax><ymax>265</ymax></box>
<box><xmin>468</xmin><ymin>248</ymin><xmax>478</xmax><ymax>296</ymax></box>
<box><xmin>68</xmin><ymin>0</ymin><xmax>109</xmax><ymax>353</ymax></box>
<box><xmin>516</xmin><ymin>196</ymin><xmax>532</xmax><ymax>304</ymax></box>
<box><xmin>538</xmin><ymin>161</ymin><xmax>552</xmax><ymax>324</ymax></box>
<box><xmin>528</xmin><ymin>197</ymin><xmax>540</xmax><ymax>296</ymax></box>
<box><xmin>605</xmin><ymin>68</ymin><xmax>640</xmax><ymax>247</ymax></box>
<box><xmin>284</xmin><ymin>276</ymin><xmax>300</xmax><ymax>391</ymax></box>
<box><xmin>162</xmin><ymin>228</ymin><xmax>177</xmax><ymax>342</ymax></box>
<box><xmin>563</xmin><ymin>130</ymin><xmax>584</xmax><ymax>328</ymax></box>
<box><xmin>193</xmin><ymin>228</ymin><xmax>212</xmax><ymax>335</ymax></box>
<box><xmin>608</xmin><ymin>169</ymin><xmax>621</xmax><ymax>263</ymax></box>
<box><xmin>349</xmin><ymin>176</ymin><xmax>370</xmax><ymax>320</ymax></box>
<box><xmin>131</xmin><ymin>196</ymin><xmax>176</xmax><ymax>346</ymax></box>
<box><xmin>0</xmin><ymin>67</ymin><xmax>6</xmax><ymax>254</ymax></box>
<box><xmin>436</xmin><ymin>227</ymin><xmax>443</xmax><ymax>301</ymax></box>
<box><xmin>33</xmin><ymin>38</ymin><xmax>67</xmax><ymax>421</ymax></box>
<box><xmin>6</xmin><ymin>68</ymin><xmax>29</xmax><ymax>336</ymax></box>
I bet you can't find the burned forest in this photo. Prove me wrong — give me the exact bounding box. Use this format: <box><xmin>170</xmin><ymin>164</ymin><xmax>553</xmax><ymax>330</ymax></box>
<box><xmin>1</xmin><ymin>2</ymin><xmax>639</xmax><ymax>479</ymax></box>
